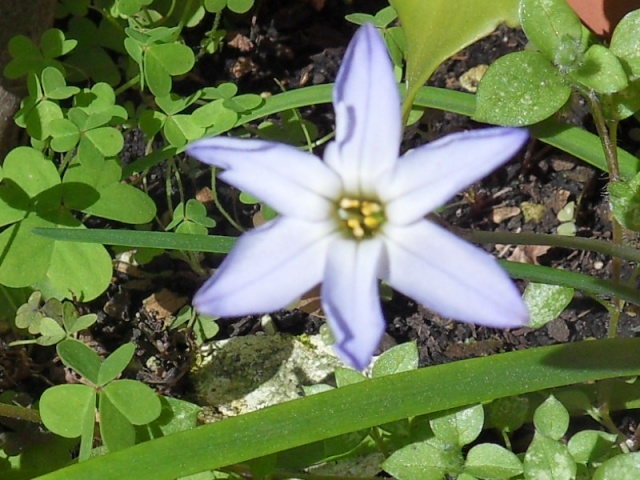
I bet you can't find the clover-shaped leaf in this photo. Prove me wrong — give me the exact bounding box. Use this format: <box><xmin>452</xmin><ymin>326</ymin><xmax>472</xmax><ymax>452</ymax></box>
<box><xmin>57</xmin><ymin>338</ymin><xmax>102</xmax><ymax>384</ymax></box>
<box><xmin>36</xmin><ymin>317</ymin><xmax>67</xmax><ymax>346</ymax></box>
<box><xmin>40</xmin><ymin>384</ymin><xmax>96</xmax><ymax>438</ymax></box>
<box><xmin>41</xmin><ymin>67</ymin><xmax>80</xmax><ymax>100</ymax></box>
<box><xmin>143</xmin><ymin>43</ymin><xmax>195</xmax><ymax>97</ymax></box>
<box><xmin>4</xmin><ymin>28</ymin><xmax>76</xmax><ymax>79</ymax></box>
<box><xmin>98</xmin><ymin>343</ymin><xmax>135</xmax><ymax>386</ymax></box>
<box><xmin>15</xmin><ymin>291</ymin><xmax>45</xmax><ymax>330</ymax></box>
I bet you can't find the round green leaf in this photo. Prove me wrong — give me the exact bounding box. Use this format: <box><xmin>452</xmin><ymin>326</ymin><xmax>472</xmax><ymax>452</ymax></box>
<box><xmin>103</xmin><ymin>379</ymin><xmax>162</xmax><ymax>425</ymax></box>
<box><xmin>64</xmin><ymin>313</ymin><xmax>98</xmax><ymax>335</ymax></box>
<box><xmin>594</xmin><ymin>451</ymin><xmax>640</xmax><ymax>480</ymax></box>
<box><xmin>204</xmin><ymin>0</ymin><xmax>226</xmax><ymax>12</ymax></box>
<box><xmin>49</xmin><ymin>118</ymin><xmax>80</xmax><ymax>152</ymax></box>
<box><xmin>0</xmin><ymin>216</ymin><xmax>54</xmax><ymax>287</ymax></box>
<box><xmin>26</xmin><ymin>100</ymin><xmax>64</xmax><ymax>140</ymax></box>
<box><xmin>372</xmin><ymin>342</ymin><xmax>418</xmax><ymax>377</ymax></box>
<box><xmin>36</xmin><ymin>317</ymin><xmax>67</xmax><ymax>346</ymax></box>
<box><xmin>568</xmin><ymin>430</ymin><xmax>617</xmax><ymax>465</ymax></box>
<box><xmin>82</xmin><ymin>127</ymin><xmax>124</xmax><ymax>157</ymax></box>
<box><xmin>524</xmin><ymin>434</ymin><xmax>576</xmax><ymax>479</ymax></box>
<box><xmin>163</xmin><ymin>115</ymin><xmax>205</xmax><ymax>147</ymax></box>
<box><xmin>474</xmin><ymin>51</ymin><xmax>571</xmax><ymax>126</ymax></box>
<box><xmin>41</xmin><ymin>67</ymin><xmax>80</xmax><ymax>100</ymax></box>
<box><xmin>519</xmin><ymin>0</ymin><xmax>584</xmax><ymax>66</ymax></box>
<box><xmin>572</xmin><ymin>44</ymin><xmax>628</xmax><ymax>94</ymax></box>
<box><xmin>81</xmin><ymin>182</ymin><xmax>156</xmax><ymax>224</ymax></box>
<box><xmin>611</xmin><ymin>10</ymin><xmax>640</xmax><ymax>81</ymax></box>
<box><xmin>40</xmin><ymin>384</ymin><xmax>96</xmax><ymax>438</ymax></box>
<box><xmin>227</xmin><ymin>0</ymin><xmax>253</xmax><ymax>14</ymax></box>
<box><xmin>144</xmin><ymin>43</ymin><xmax>195</xmax><ymax>97</ymax></box>
<box><xmin>523</xmin><ymin>282</ymin><xmax>574</xmax><ymax>328</ymax></box>
<box><xmin>430</xmin><ymin>404</ymin><xmax>484</xmax><ymax>447</ymax></box>
<box><xmin>383</xmin><ymin>437</ymin><xmax>463</xmax><ymax>480</ymax></box>
<box><xmin>465</xmin><ymin>443</ymin><xmax>523</xmax><ymax>478</ymax></box>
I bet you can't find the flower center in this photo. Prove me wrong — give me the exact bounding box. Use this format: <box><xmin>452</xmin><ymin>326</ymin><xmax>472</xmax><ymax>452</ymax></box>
<box><xmin>336</xmin><ymin>197</ymin><xmax>385</xmax><ymax>239</ymax></box>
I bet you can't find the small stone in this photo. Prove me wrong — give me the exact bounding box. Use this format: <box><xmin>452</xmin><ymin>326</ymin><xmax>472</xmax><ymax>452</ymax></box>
<box><xmin>459</xmin><ymin>64</ymin><xmax>488</xmax><ymax>93</ymax></box>
<box><xmin>491</xmin><ymin>205</ymin><xmax>520</xmax><ymax>223</ymax></box>
<box><xmin>551</xmin><ymin>158</ymin><xmax>576</xmax><ymax>171</ymax></box>
<box><xmin>142</xmin><ymin>289</ymin><xmax>188</xmax><ymax>320</ymax></box>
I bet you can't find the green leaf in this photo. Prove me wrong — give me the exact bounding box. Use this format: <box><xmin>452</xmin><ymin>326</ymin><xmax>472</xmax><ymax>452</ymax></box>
<box><xmin>519</xmin><ymin>0</ymin><xmax>584</xmax><ymax>67</ymax></box>
<box><xmin>81</xmin><ymin>127</ymin><xmax>124</xmax><ymax>157</ymax></box>
<box><xmin>57</xmin><ymin>338</ymin><xmax>102</xmax><ymax>384</ymax></box>
<box><xmin>0</xmin><ymin>216</ymin><xmax>54</xmax><ymax>287</ymax></box>
<box><xmin>344</xmin><ymin>13</ymin><xmax>375</xmax><ymax>26</ymax></box>
<box><xmin>98</xmin><ymin>343</ymin><xmax>135</xmax><ymax>386</ymax></box>
<box><xmin>36</xmin><ymin>317</ymin><xmax>67</xmax><ymax>345</ymax></box>
<box><xmin>99</xmin><ymin>392</ymin><xmax>136</xmax><ymax>452</ymax></box>
<box><xmin>383</xmin><ymin>437</ymin><xmax>464</xmax><ymax>480</ymax></box>
<box><xmin>609</xmin><ymin>173</ymin><xmax>640</xmax><ymax>231</ymax></box>
<box><xmin>533</xmin><ymin>395</ymin><xmax>569</xmax><ymax>440</ymax></box>
<box><xmin>26</xmin><ymin>99</ymin><xmax>64</xmax><ymax>140</ymax></box>
<box><xmin>32</xmin><ymin>338</ymin><xmax>640</xmax><ymax>480</ymax></box>
<box><xmin>610</xmin><ymin>10</ymin><xmax>640</xmax><ymax>81</ymax></box>
<box><xmin>430</xmin><ymin>404</ymin><xmax>484</xmax><ymax>448</ymax></box>
<box><xmin>568</xmin><ymin>430</ymin><xmax>617</xmax><ymax>465</ymax></box>
<box><xmin>3</xmin><ymin>35</ymin><xmax>43</xmax><ymax>78</ymax></box>
<box><xmin>227</xmin><ymin>0</ymin><xmax>253</xmax><ymax>14</ymax></box>
<box><xmin>103</xmin><ymin>380</ymin><xmax>162</xmax><ymax>425</ymax></box>
<box><xmin>474</xmin><ymin>51</ymin><xmax>572</xmax><ymax>126</ymax></box>
<box><xmin>163</xmin><ymin>115</ymin><xmax>205</xmax><ymax>147</ymax></box>
<box><xmin>80</xmin><ymin>182</ymin><xmax>156</xmax><ymax>224</ymax></box>
<box><xmin>523</xmin><ymin>282</ymin><xmax>574</xmax><ymax>328</ymax></box>
<box><xmin>49</xmin><ymin>118</ymin><xmax>81</xmax><ymax>152</ymax></box>
<box><xmin>204</xmin><ymin>0</ymin><xmax>227</xmax><ymax>13</ymax></box>
<box><xmin>388</xmin><ymin>0</ymin><xmax>519</xmax><ymax>113</ymax></box>
<box><xmin>524</xmin><ymin>434</ymin><xmax>577</xmax><ymax>479</ymax></box>
<box><xmin>464</xmin><ymin>443</ymin><xmax>523</xmax><ymax>478</ymax></box>
<box><xmin>371</xmin><ymin>342</ymin><xmax>418</xmax><ymax>377</ymax></box>
<box><xmin>40</xmin><ymin>384</ymin><xmax>96</xmax><ymax>438</ymax></box>
<box><xmin>571</xmin><ymin>44</ymin><xmax>628</xmax><ymax>94</ymax></box>
<box><xmin>484</xmin><ymin>396</ymin><xmax>529</xmax><ymax>433</ymax></box>
<box><xmin>593</xmin><ymin>451</ymin><xmax>640</xmax><ymax>479</ymax></box>
<box><xmin>41</xmin><ymin>67</ymin><xmax>80</xmax><ymax>100</ymax></box>
<box><xmin>65</xmin><ymin>313</ymin><xmax>98</xmax><ymax>334</ymax></box>
<box><xmin>41</xmin><ymin>28</ymin><xmax>77</xmax><ymax>58</ymax></box>
<box><xmin>334</xmin><ymin>367</ymin><xmax>367</xmax><ymax>388</ymax></box>
<box><xmin>144</xmin><ymin>43</ymin><xmax>195</xmax><ymax>97</ymax></box>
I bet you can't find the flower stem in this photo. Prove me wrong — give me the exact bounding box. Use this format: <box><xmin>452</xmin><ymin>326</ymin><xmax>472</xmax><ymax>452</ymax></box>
<box><xmin>587</xmin><ymin>92</ymin><xmax>623</xmax><ymax>338</ymax></box>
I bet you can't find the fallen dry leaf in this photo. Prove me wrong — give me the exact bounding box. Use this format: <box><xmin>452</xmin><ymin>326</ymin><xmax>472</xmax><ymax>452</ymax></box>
<box><xmin>143</xmin><ymin>289</ymin><xmax>188</xmax><ymax>320</ymax></box>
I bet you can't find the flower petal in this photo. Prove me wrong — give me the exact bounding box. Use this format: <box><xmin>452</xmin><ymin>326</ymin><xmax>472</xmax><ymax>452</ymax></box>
<box><xmin>188</xmin><ymin>137</ymin><xmax>342</xmax><ymax>220</ymax></box>
<box><xmin>194</xmin><ymin>217</ymin><xmax>335</xmax><ymax>317</ymax></box>
<box><xmin>384</xmin><ymin>128</ymin><xmax>528</xmax><ymax>225</ymax></box>
<box><xmin>324</xmin><ymin>24</ymin><xmax>401</xmax><ymax>196</ymax></box>
<box><xmin>384</xmin><ymin>221</ymin><xmax>529</xmax><ymax>328</ymax></box>
<box><xmin>321</xmin><ymin>237</ymin><xmax>387</xmax><ymax>370</ymax></box>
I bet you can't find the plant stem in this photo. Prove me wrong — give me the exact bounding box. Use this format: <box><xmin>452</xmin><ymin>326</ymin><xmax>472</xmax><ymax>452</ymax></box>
<box><xmin>587</xmin><ymin>92</ymin><xmax>623</xmax><ymax>338</ymax></box>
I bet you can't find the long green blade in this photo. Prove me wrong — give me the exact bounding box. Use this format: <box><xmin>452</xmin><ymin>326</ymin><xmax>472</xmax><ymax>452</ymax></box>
<box><xmin>36</xmin><ymin>338</ymin><xmax>640</xmax><ymax>480</ymax></box>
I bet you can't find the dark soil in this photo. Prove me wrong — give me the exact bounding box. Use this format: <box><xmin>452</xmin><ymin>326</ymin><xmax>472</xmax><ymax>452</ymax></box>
<box><xmin>3</xmin><ymin>0</ymin><xmax>639</xmax><ymax>411</ymax></box>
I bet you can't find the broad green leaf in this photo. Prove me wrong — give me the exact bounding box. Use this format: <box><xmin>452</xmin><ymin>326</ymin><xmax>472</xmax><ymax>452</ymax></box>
<box><xmin>41</xmin><ymin>28</ymin><xmax>77</xmax><ymax>58</ymax></box>
<box><xmin>593</xmin><ymin>451</ymin><xmax>640</xmax><ymax>479</ymax></box>
<box><xmin>533</xmin><ymin>395</ymin><xmax>569</xmax><ymax>440</ymax></box>
<box><xmin>523</xmin><ymin>282</ymin><xmax>574</xmax><ymax>328</ymax></box>
<box><xmin>484</xmin><ymin>396</ymin><xmax>529</xmax><ymax>433</ymax></box>
<box><xmin>334</xmin><ymin>367</ymin><xmax>367</xmax><ymax>388</ymax></box>
<box><xmin>103</xmin><ymin>380</ymin><xmax>162</xmax><ymax>425</ymax></box>
<box><xmin>568</xmin><ymin>430</ymin><xmax>617</xmax><ymax>465</ymax></box>
<box><xmin>163</xmin><ymin>115</ymin><xmax>205</xmax><ymax>147</ymax></box>
<box><xmin>57</xmin><ymin>338</ymin><xmax>102</xmax><ymax>384</ymax></box>
<box><xmin>33</xmin><ymin>224</ymin><xmax>113</xmax><ymax>301</ymax></box>
<box><xmin>80</xmin><ymin>182</ymin><xmax>156</xmax><ymax>224</ymax></box>
<box><xmin>371</xmin><ymin>342</ymin><xmax>418</xmax><ymax>377</ymax></box>
<box><xmin>81</xmin><ymin>127</ymin><xmax>124</xmax><ymax>157</ymax></box>
<box><xmin>519</xmin><ymin>0</ymin><xmax>584</xmax><ymax>66</ymax></box>
<box><xmin>204</xmin><ymin>0</ymin><xmax>226</xmax><ymax>12</ymax></box>
<box><xmin>474</xmin><ymin>51</ymin><xmax>571</xmax><ymax>126</ymax></box>
<box><xmin>99</xmin><ymin>392</ymin><xmax>136</xmax><ymax>452</ymax></box>
<box><xmin>389</xmin><ymin>0</ymin><xmax>519</xmax><ymax>114</ymax></box>
<box><xmin>524</xmin><ymin>434</ymin><xmax>577</xmax><ymax>479</ymax></box>
<box><xmin>464</xmin><ymin>443</ymin><xmax>523</xmax><ymax>478</ymax></box>
<box><xmin>430</xmin><ymin>404</ymin><xmax>484</xmax><ymax>448</ymax></box>
<box><xmin>40</xmin><ymin>384</ymin><xmax>95</xmax><ymax>438</ymax></box>
<box><xmin>571</xmin><ymin>44</ymin><xmax>628</xmax><ymax>94</ymax></box>
<box><xmin>64</xmin><ymin>313</ymin><xmax>98</xmax><ymax>334</ymax></box>
<box><xmin>0</xmin><ymin>216</ymin><xmax>54</xmax><ymax>287</ymax></box>
<box><xmin>98</xmin><ymin>343</ymin><xmax>135</xmax><ymax>386</ymax></box>
<box><xmin>3</xmin><ymin>35</ymin><xmax>43</xmax><ymax>78</ymax></box>
<box><xmin>610</xmin><ymin>10</ymin><xmax>640</xmax><ymax>81</ymax></box>
<box><xmin>32</xmin><ymin>338</ymin><xmax>640</xmax><ymax>480</ymax></box>
<box><xmin>149</xmin><ymin>396</ymin><xmax>201</xmax><ymax>437</ymax></box>
<box><xmin>144</xmin><ymin>43</ymin><xmax>194</xmax><ymax>97</ymax></box>
<box><xmin>383</xmin><ymin>437</ymin><xmax>463</xmax><ymax>480</ymax></box>
<box><xmin>26</xmin><ymin>100</ymin><xmax>64</xmax><ymax>140</ymax></box>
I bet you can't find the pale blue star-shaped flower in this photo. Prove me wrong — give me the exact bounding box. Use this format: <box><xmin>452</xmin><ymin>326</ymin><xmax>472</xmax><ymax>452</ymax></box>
<box><xmin>188</xmin><ymin>24</ymin><xmax>529</xmax><ymax>370</ymax></box>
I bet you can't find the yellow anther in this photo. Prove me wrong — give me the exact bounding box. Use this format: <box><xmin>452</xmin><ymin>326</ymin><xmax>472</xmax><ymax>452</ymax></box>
<box><xmin>339</xmin><ymin>198</ymin><xmax>360</xmax><ymax>209</ymax></box>
<box><xmin>363</xmin><ymin>216</ymin><xmax>381</xmax><ymax>230</ymax></box>
<box><xmin>361</xmin><ymin>201</ymin><xmax>381</xmax><ymax>216</ymax></box>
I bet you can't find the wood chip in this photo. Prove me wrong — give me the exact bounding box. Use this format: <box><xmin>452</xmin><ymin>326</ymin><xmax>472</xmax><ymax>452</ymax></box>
<box><xmin>143</xmin><ymin>289</ymin><xmax>188</xmax><ymax>320</ymax></box>
<box><xmin>491</xmin><ymin>206</ymin><xmax>520</xmax><ymax>223</ymax></box>
<box><xmin>227</xmin><ymin>33</ymin><xmax>254</xmax><ymax>52</ymax></box>
<box><xmin>507</xmin><ymin>244</ymin><xmax>551</xmax><ymax>265</ymax></box>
